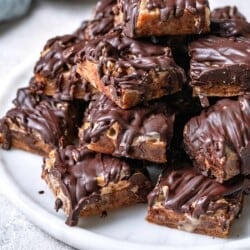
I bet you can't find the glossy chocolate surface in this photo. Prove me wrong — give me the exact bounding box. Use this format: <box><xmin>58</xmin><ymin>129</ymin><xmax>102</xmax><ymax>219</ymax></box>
<box><xmin>82</xmin><ymin>94</ymin><xmax>175</xmax><ymax>157</ymax></box>
<box><xmin>211</xmin><ymin>6</ymin><xmax>250</xmax><ymax>37</ymax></box>
<box><xmin>184</xmin><ymin>96</ymin><xmax>250</xmax><ymax>177</ymax></box>
<box><xmin>148</xmin><ymin>165</ymin><xmax>247</xmax><ymax>218</ymax></box>
<box><xmin>48</xmin><ymin>146</ymin><xmax>143</xmax><ymax>225</ymax></box>
<box><xmin>75</xmin><ymin>0</ymin><xmax>117</xmax><ymax>40</ymax></box>
<box><xmin>34</xmin><ymin>35</ymin><xmax>90</xmax><ymax>101</ymax></box>
<box><xmin>119</xmin><ymin>0</ymin><xmax>209</xmax><ymax>37</ymax></box>
<box><xmin>35</xmin><ymin>35</ymin><xmax>82</xmax><ymax>79</ymax></box>
<box><xmin>0</xmin><ymin>88</ymin><xmax>78</xmax><ymax>148</ymax></box>
<box><xmin>210</xmin><ymin>19</ymin><xmax>250</xmax><ymax>37</ymax></box>
<box><xmin>94</xmin><ymin>0</ymin><xmax>117</xmax><ymax>19</ymax></box>
<box><xmin>77</xmin><ymin>31</ymin><xmax>185</xmax><ymax>97</ymax></box>
<box><xmin>189</xmin><ymin>35</ymin><xmax>250</xmax><ymax>90</ymax></box>
<box><xmin>34</xmin><ymin>1</ymin><xmax>117</xmax><ymax>101</ymax></box>
<box><xmin>75</xmin><ymin>18</ymin><xmax>115</xmax><ymax>41</ymax></box>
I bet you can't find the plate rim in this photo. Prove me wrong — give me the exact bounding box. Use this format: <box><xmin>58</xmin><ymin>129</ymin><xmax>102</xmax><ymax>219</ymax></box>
<box><xmin>1</xmin><ymin>157</ymin><xmax>249</xmax><ymax>250</ymax></box>
<box><xmin>0</xmin><ymin>57</ymin><xmax>249</xmax><ymax>250</ymax></box>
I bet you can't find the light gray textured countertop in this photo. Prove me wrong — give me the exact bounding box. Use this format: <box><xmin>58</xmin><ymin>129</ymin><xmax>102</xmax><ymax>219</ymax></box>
<box><xmin>0</xmin><ymin>1</ymin><xmax>250</xmax><ymax>250</ymax></box>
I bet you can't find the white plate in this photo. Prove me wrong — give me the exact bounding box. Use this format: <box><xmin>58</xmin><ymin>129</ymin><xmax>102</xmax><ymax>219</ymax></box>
<box><xmin>0</xmin><ymin>2</ymin><xmax>250</xmax><ymax>249</ymax></box>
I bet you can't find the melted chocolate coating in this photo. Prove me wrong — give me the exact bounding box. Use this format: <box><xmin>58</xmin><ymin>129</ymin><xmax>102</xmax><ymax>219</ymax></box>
<box><xmin>1</xmin><ymin>88</ymin><xmax>78</xmax><ymax>149</ymax></box>
<box><xmin>0</xmin><ymin>120</ymin><xmax>11</xmax><ymax>150</ymax></box>
<box><xmin>35</xmin><ymin>1</ymin><xmax>118</xmax><ymax>101</ymax></box>
<box><xmin>75</xmin><ymin>0</ymin><xmax>117</xmax><ymax>40</ymax></box>
<box><xmin>94</xmin><ymin>0</ymin><xmax>117</xmax><ymax>19</ymax></box>
<box><xmin>35</xmin><ymin>35</ymin><xmax>81</xmax><ymax>79</ymax></box>
<box><xmin>189</xmin><ymin>35</ymin><xmax>250</xmax><ymax>91</ymax></box>
<box><xmin>75</xmin><ymin>18</ymin><xmax>115</xmax><ymax>41</ymax></box>
<box><xmin>82</xmin><ymin>94</ymin><xmax>175</xmax><ymax>157</ymax></box>
<box><xmin>77</xmin><ymin>31</ymin><xmax>185</xmax><ymax>97</ymax></box>
<box><xmin>49</xmin><ymin>146</ymin><xmax>135</xmax><ymax>225</ymax></box>
<box><xmin>184</xmin><ymin>96</ymin><xmax>250</xmax><ymax>177</ymax></box>
<box><xmin>211</xmin><ymin>6</ymin><xmax>250</xmax><ymax>37</ymax></box>
<box><xmin>34</xmin><ymin>35</ymin><xmax>90</xmax><ymax>101</ymax></box>
<box><xmin>148</xmin><ymin>165</ymin><xmax>247</xmax><ymax>218</ymax></box>
<box><xmin>211</xmin><ymin>6</ymin><xmax>246</xmax><ymax>21</ymax></box>
<box><xmin>211</xmin><ymin>20</ymin><xmax>250</xmax><ymax>37</ymax></box>
<box><xmin>120</xmin><ymin>0</ymin><xmax>209</xmax><ymax>37</ymax></box>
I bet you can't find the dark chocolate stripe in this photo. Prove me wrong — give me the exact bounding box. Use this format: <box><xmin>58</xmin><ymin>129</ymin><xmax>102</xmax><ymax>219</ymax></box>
<box><xmin>120</xmin><ymin>0</ymin><xmax>209</xmax><ymax>37</ymax></box>
<box><xmin>211</xmin><ymin>6</ymin><xmax>250</xmax><ymax>37</ymax></box>
<box><xmin>184</xmin><ymin>96</ymin><xmax>250</xmax><ymax>176</ymax></box>
<box><xmin>77</xmin><ymin>31</ymin><xmax>185</xmax><ymax>94</ymax></box>
<box><xmin>189</xmin><ymin>35</ymin><xmax>250</xmax><ymax>90</ymax></box>
<box><xmin>34</xmin><ymin>35</ymin><xmax>81</xmax><ymax>79</ymax></box>
<box><xmin>83</xmin><ymin>94</ymin><xmax>174</xmax><ymax>156</ymax></box>
<box><xmin>148</xmin><ymin>167</ymin><xmax>247</xmax><ymax>218</ymax></box>
<box><xmin>75</xmin><ymin>0</ymin><xmax>117</xmax><ymax>40</ymax></box>
<box><xmin>51</xmin><ymin>146</ymin><xmax>131</xmax><ymax>225</ymax></box>
<box><xmin>4</xmin><ymin>88</ymin><xmax>76</xmax><ymax>147</ymax></box>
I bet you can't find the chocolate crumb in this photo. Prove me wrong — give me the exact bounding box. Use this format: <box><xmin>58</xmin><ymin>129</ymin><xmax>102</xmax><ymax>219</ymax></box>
<box><xmin>100</xmin><ymin>211</ymin><xmax>108</xmax><ymax>218</ymax></box>
<box><xmin>55</xmin><ymin>198</ymin><xmax>63</xmax><ymax>212</ymax></box>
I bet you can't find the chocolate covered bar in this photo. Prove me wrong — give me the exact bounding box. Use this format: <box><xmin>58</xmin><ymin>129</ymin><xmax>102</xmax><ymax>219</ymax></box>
<box><xmin>189</xmin><ymin>34</ymin><xmax>250</xmax><ymax>100</ymax></box>
<box><xmin>34</xmin><ymin>0</ymin><xmax>119</xmax><ymax>101</ymax></box>
<box><xmin>33</xmin><ymin>34</ymin><xmax>94</xmax><ymax>101</ymax></box>
<box><xmin>0</xmin><ymin>87</ymin><xmax>83</xmax><ymax>156</ymax></box>
<box><xmin>211</xmin><ymin>6</ymin><xmax>250</xmax><ymax>37</ymax></box>
<box><xmin>42</xmin><ymin>145</ymin><xmax>152</xmax><ymax>226</ymax></box>
<box><xmin>76</xmin><ymin>31</ymin><xmax>186</xmax><ymax>109</ymax></box>
<box><xmin>147</xmin><ymin>164</ymin><xmax>247</xmax><ymax>238</ymax></box>
<box><xmin>117</xmin><ymin>0</ymin><xmax>210</xmax><ymax>38</ymax></box>
<box><xmin>79</xmin><ymin>94</ymin><xmax>175</xmax><ymax>163</ymax></box>
<box><xmin>184</xmin><ymin>96</ymin><xmax>250</xmax><ymax>182</ymax></box>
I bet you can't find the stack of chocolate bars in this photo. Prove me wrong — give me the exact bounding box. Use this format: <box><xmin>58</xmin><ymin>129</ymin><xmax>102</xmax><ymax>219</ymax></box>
<box><xmin>0</xmin><ymin>0</ymin><xmax>250</xmax><ymax>239</ymax></box>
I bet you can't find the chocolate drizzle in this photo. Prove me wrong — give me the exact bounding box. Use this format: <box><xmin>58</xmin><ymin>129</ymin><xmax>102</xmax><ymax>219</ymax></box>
<box><xmin>211</xmin><ymin>6</ymin><xmax>246</xmax><ymax>21</ymax></box>
<box><xmin>189</xmin><ymin>35</ymin><xmax>250</xmax><ymax>91</ymax></box>
<box><xmin>211</xmin><ymin>19</ymin><xmax>250</xmax><ymax>37</ymax></box>
<box><xmin>75</xmin><ymin>0</ymin><xmax>117</xmax><ymax>40</ymax></box>
<box><xmin>77</xmin><ymin>31</ymin><xmax>185</xmax><ymax>97</ymax></box>
<box><xmin>211</xmin><ymin>6</ymin><xmax>250</xmax><ymax>37</ymax></box>
<box><xmin>34</xmin><ymin>35</ymin><xmax>90</xmax><ymax>101</ymax></box>
<box><xmin>35</xmin><ymin>35</ymin><xmax>81</xmax><ymax>79</ymax></box>
<box><xmin>82</xmin><ymin>94</ymin><xmax>175</xmax><ymax>157</ymax></box>
<box><xmin>75</xmin><ymin>18</ymin><xmax>115</xmax><ymax>41</ymax></box>
<box><xmin>120</xmin><ymin>0</ymin><xmax>209</xmax><ymax>37</ymax></box>
<box><xmin>148</xmin><ymin>166</ymin><xmax>246</xmax><ymax>218</ymax></box>
<box><xmin>50</xmin><ymin>146</ymin><xmax>132</xmax><ymax>225</ymax></box>
<box><xmin>1</xmin><ymin>88</ymin><xmax>78</xmax><ymax>150</ymax></box>
<box><xmin>94</xmin><ymin>0</ymin><xmax>117</xmax><ymax>19</ymax></box>
<box><xmin>184</xmin><ymin>96</ymin><xmax>250</xmax><ymax>178</ymax></box>
<box><xmin>146</xmin><ymin>0</ymin><xmax>208</xmax><ymax>21</ymax></box>
<box><xmin>119</xmin><ymin>0</ymin><xmax>138</xmax><ymax>38</ymax></box>
<box><xmin>33</xmin><ymin>0</ymin><xmax>118</xmax><ymax>101</ymax></box>
<box><xmin>0</xmin><ymin>120</ymin><xmax>11</xmax><ymax>150</ymax></box>
<box><xmin>55</xmin><ymin>198</ymin><xmax>63</xmax><ymax>212</ymax></box>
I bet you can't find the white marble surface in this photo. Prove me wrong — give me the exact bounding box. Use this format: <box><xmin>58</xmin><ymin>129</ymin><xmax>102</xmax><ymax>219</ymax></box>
<box><xmin>0</xmin><ymin>1</ymin><xmax>250</xmax><ymax>250</ymax></box>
